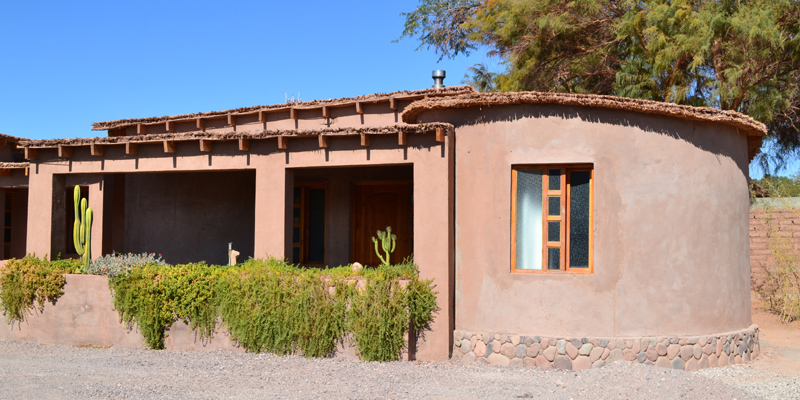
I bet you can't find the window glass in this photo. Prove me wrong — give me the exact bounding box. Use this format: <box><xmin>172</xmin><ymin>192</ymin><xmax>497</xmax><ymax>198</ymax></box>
<box><xmin>547</xmin><ymin>221</ymin><xmax>560</xmax><ymax>243</ymax></box>
<box><xmin>547</xmin><ymin>247</ymin><xmax>560</xmax><ymax>270</ymax></box>
<box><xmin>569</xmin><ymin>171</ymin><xmax>591</xmax><ymax>268</ymax></box>
<box><xmin>548</xmin><ymin>169</ymin><xmax>561</xmax><ymax>191</ymax></box>
<box><xmin>515</xmin><ymin>169</ymin><xmax>543</xmax><ymax>270</ymax></box>
<box><xmin>307</xmin><ymin>188</ymin><xmax>326</xmax><ymax>263</ymax></box>
<box><xmin>548</xmin><ymin>196</ymin><xmax>560</xmax><ymax>216</ymax></box>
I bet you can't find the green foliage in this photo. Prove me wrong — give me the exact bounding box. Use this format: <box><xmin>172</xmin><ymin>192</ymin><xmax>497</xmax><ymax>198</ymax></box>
<box><xmin>108</xmin><ymin>257</ymin><xmax>437</xmax><ymax>361</ymax></box>
<box><xmin>87</xmin><ymin>252</ymin><xmax>168</xmax><ymax>277</ymax></box>
<box><xmin>752</xmin><ymin>174</ymin><xmax>800</xmax><ymax>198</ymax></box>
<box><xmin>73</xmin><ymin>186</ymin><xmax>93</xmax><ymax>272</ymax></box>
<box><xmin>0</xmin><ymin>255</ymin><xmax>74</xmax><ymax>326</ymax></box>
<box><xmin>372</xmin><ymin>226</ymin><xmax>397</xmax><ymax>267</ymax></box>
<box><xmin>400</xmin><ymin>0</ymin><xmax>800</xmax><ymax>170</ymax></box>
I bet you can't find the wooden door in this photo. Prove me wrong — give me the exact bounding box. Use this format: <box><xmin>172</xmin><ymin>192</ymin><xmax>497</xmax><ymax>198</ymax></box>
<box><xmin>352</xmin><ymin>182</ymin><xmax>413</xmax><ymax>266</ymax></box>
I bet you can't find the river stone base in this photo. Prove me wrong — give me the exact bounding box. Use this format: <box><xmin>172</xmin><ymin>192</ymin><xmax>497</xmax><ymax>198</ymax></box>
<box><xmin>451</xmin><ymin>325</ymin><xmax>759</xmax><ymax>371</ymax></box>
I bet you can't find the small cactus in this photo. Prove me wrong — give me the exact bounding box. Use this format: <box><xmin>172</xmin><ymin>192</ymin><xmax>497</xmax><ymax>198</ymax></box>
<box><xmin>72</xmin><ymin>186</ymin><xmax>92</xmax><ymax>272</ymax></box>
<box><xmin>372</xmin><ymin>226</ymin><xmax>396</xmax><ymax>267</ymax></box>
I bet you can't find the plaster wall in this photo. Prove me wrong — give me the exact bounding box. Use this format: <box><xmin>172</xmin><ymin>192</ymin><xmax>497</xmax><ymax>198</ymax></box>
<box><xmin>418</xmin><ymin>104</ymin><xmax>752</xmax><ymax>338</ymax></box>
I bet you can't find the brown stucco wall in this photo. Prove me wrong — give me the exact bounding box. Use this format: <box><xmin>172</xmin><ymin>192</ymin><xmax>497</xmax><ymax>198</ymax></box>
<box><xmin>123</xmin><ymin>170</ymin><xmax>256</xmax><ymax>265</ymax></box>
<box><xmin>417</xmin><ymin>103</ymin><xmax>752</xmax><ymax>339</ymax></box>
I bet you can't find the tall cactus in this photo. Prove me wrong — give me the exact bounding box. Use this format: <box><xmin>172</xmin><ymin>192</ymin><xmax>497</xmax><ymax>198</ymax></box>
<box><xmin>72</xmin><ymin>186</ymin><xmax>92</xmax><ymax>271</ymax></box>
<box><xmin>372</xmin><ymin>226</ymin><xmax>396</xmax><ymax>267</ymax></box>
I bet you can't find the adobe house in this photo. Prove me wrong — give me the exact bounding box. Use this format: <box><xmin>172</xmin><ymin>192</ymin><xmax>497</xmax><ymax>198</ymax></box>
<box><xmin>14</xmin><ymin>82</ymin><xmax>764</xmax><ymax>369</ymax></box>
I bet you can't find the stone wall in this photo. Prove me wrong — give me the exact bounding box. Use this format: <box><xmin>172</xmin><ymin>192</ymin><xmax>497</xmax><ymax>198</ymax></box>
<box><xmin>451</xmin><ymin>325</ymin><xmax>759</xmax><ymax>371</ymax></box>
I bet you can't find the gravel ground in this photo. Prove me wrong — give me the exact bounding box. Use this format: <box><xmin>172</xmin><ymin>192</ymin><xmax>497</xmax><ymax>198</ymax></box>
<box><xmin>1</xmin><ymin>341</ymin><xmax>796</xmax><ymax>400</ymax></box>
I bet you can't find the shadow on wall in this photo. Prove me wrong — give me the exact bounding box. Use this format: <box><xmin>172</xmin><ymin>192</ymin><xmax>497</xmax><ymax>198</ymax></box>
<box><xmin>448</xmin><ymin>104</ymin><xmax>749</xmax><ymax>177</ymax></box>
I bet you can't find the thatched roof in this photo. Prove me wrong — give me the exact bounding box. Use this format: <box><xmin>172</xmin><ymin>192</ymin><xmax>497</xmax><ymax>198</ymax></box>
<box><xmin>401</xmin><ymin>92</ymin><xmax>767</xmax><ymax>137</ymax></box>
<box><xmin>92</xmin><ymin>86</ymin><xmax>475</xmax><ymax>131</ymax></box>
<box><xmin>18</xmin><ymin>123</ymin><xmax>454</xmax><ymax>149</ymax></box>
<box><xmin>0</xmin><ymin>162</ymin><xmax>29</xmax><ymax>169</ymax></box>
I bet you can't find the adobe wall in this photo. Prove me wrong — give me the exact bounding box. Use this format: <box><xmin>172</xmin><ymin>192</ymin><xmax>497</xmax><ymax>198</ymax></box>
<box><xmin>124</xmin><ymin>170</ymin><xmax>256</xmax><ymax>265</ymax></box>
<box><xmin>417</xmin><ymin>104</ymin><xmax>752</xmax><ymax>347</ymax></box>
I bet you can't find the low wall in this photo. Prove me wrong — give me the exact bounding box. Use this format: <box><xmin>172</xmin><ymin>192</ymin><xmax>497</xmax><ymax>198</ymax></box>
<box><xmin>750</xmin><ymin>205</ymin><xmax>800</xmax><ymax>288</ymax></box>
<box><xmin>451</xmin><ymin>326</ymin><xmax>759</xmax><ymax>371</ymax></box>
<box><xmin>0</xmin><ymin>274</ymin><xmax>363</xmax><ymax>358</ymax></box>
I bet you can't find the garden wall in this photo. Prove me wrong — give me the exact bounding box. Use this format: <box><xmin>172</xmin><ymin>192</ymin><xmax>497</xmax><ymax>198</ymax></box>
<box><xmin>0</xmin><ymin>274</ymin><xmax>367</xmax><ymax>358</ymax></box>
<box><xmin>749</xmin><ymin>199</ymin><xmax>800</xmax><ymax>288</ymax></box>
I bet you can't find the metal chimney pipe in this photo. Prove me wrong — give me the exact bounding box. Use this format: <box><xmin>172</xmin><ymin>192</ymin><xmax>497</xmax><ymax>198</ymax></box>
<box><xmin>432</xmin><ymin>70</ymin><xmax>446</xmax><ymax>88</ymax></box>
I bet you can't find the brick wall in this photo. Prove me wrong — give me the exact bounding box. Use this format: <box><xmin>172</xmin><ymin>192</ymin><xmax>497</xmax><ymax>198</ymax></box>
<box><xmin>749</xmin><ymin>201</ymin><xmax>800</xmax><ymax>289</ymax></box>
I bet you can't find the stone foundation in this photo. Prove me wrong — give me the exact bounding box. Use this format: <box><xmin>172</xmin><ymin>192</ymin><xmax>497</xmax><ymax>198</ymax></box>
<box><xmin>451</xmin><ymin>325</ymin><xmax>759</xmax><ymax>371</ymax></box>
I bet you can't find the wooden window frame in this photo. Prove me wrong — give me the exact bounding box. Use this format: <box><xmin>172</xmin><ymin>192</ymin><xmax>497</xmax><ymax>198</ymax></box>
<box><xmin>511</xmin><ymin>164</ymin><xmax>594</xmax><ymax>274</ymax></box>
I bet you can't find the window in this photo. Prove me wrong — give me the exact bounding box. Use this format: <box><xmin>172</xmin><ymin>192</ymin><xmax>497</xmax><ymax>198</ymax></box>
<box><xmin>511</xmin><ymin>165</ymin><xmax>593</xmax><ymax>273</ymax></box>
<box><xmin>292</xmin><ymin>184</ymin><xmax>326</xmax><ymax>265</ymax></box>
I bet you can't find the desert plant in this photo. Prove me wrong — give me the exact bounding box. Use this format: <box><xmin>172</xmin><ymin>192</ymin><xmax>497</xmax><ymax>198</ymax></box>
<box><xmin>87</xmin><ymin>252</ymin><xmax>167</xmax><ymax>277</ymax></box>
<box><xmin>0</xmin><ymin>255</ymin><xmax>73</xmax><ymax>326</ymax></box>
<box><xmin>72</xmin><ymin>186</ymin><xmax>93</xmax><ymax>272</ymax></box>
<box><xmin>372</xmin><ymin>226</ymin><xmax>396</xmax><ymax>267</ymax></box>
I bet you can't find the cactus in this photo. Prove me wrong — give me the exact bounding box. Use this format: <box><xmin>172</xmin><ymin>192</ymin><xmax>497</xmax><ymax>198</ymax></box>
<box><xmin>372</xmin><ymin>226</ymin><xmax>396</xmax><ymax>267</ymax></box>
<box><xmin>72</xmin><ymin>186</ymin><xmax>92</xmax><ymax>272</ymax></box>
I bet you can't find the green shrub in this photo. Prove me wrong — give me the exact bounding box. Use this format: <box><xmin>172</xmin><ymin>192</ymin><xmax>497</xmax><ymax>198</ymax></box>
<box><xmin>0</xmin><ymin>255</ymin><xmax>75</xmax><ymax>326</ymax></box>
<box><xmin>108</xmin><ymin>257</ymin><xmax>438</xmax><ymax>361</ymax></box>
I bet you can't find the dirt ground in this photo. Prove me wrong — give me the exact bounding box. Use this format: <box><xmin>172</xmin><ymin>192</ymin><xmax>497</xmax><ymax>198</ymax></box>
<box><xmin>748</xmin><ymin>290</ymin><xmax>800</xmax><ymax>377</ymax></box>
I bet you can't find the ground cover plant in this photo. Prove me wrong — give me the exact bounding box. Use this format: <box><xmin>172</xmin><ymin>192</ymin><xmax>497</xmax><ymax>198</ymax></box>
<box><xmin>105</xmin><ymin>257</ymin><xmax>438</xmax><ymax>361</ymax></box>
<box><xmin>0</xmin><ymin>255</ymin><xmax>81</xmax><ymax>326</ymax></box>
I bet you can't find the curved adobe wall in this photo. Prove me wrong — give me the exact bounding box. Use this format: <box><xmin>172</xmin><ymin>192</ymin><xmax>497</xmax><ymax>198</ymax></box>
<box><xmin>417</xmin><ymin>104</ymin><xmax>752</xmax><ymax>346</ymax></box>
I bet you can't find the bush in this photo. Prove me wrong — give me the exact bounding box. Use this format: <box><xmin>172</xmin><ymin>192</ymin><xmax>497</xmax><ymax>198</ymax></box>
<box><xmin>87</xmin><ymin>252</ymin><xmax>167</xmax><ymax>277</ymax></box>
<box><xmin>0</xmin><ymin>255</ymin><xmax>75</xmax><ymax>326</ymax></box>
<box><xmin>109</xmin><ymin>257</ymin><xmax>438</xmax><ymax>361</ymax></box>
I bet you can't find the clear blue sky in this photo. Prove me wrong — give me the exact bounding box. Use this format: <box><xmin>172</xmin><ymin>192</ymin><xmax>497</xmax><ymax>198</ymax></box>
<box><xmin>0</xmin><ymin>1</ymin><xmax>790</xmax><ymax>178</ymax></box>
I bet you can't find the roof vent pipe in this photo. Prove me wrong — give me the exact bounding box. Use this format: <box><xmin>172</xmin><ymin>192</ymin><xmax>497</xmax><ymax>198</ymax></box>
<box><xmin>432</xmin><ymin>70</ymin><xmax>446</xmax><ymax>88</ymax></box>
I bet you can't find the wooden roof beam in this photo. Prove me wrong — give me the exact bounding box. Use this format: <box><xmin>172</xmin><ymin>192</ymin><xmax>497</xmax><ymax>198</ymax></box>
<box><xmin>389</xmin><ymin>97</ymin><xmax>397</xmax><ymax>111</ymax></box>
<box><xmin>137</xmin><ymin>123</ymin><xmax>146</xmax><ymax>135</ymax></box>
<box><xmin>90</xmin><ymin>143</ymin><xmax>104</xmax><ymax>156</ymax></box>
<box><xmin>398</xmin><ymin>131</ymin><xmax>407</xmax><ymax>146</ymax></box>
<box><xmin>436</xmin><ymin>128</ymin><xmax>445</xmax><ymax>143</ymax></box>
<box><xmin>165</xmin><ymin>120</ymin><xmax>175</xmax><ymax>132</ymax></box>
<box><xmin>318</xmin><ymin>135</ymin><xmax>328</xmax><ymax>148</ymax></box>
<box><xmin>126</xmin><ymin>143</ymin><xmax>138</xmax><ymax>155</ymax></box>
<box><xmin>322</xmin><ymin>106</ymin><xmax>330</xmax><ymax>118</ymax></box>
<box><xmin>196</xmin><ymin>118</ymin><xmax>205</xmax><ymax>131</ymax></box>
<box><xmin>360</xmin><ymin>134</ymin><xmax>369</xmax><ymax>147</ymax></box>
<box><xmin>24</xmin><ymin>148</ymin><xmax>37</xmax><ymax>160</ymax></box>
<box><xmin>258</xmin><ymin>111</ymin><xmax>267</xmax><ymax>124</ymax></box>
<box><xmin>227</xmin><ymin>114</ymin><xmax>236</xmax><ymax>127</ymax></box>
<box><xmin>355</xmin><ymin>102</ymin><xmax>363</xmax><ymax>114</ymax></box>
<box><xmin>277</xmin><ymin>136</ymin><xmax>288</xmax><ymax>150</ymax></box>
<box><xmin>238</xmin><ymin>138</ymin><xmax>250</xmax><ymax>151</ymax></box>
<box><xmin>58</xmin><ymin>145</ymin><xmax>72</xmax><ymax>158</ymax></box>
<box><xmin>290</xmin><ymin>108</ymin><xmax>298</xmax><ymax>120</ymax></box>
<box><xmin>163</xmin><ymin>140</ymin><xmax>176</xmax><ymax>154</ymax></box>
<box><xmin>199</xmin><ymin>139</ymin><xmax>212</xmax><ymax>152</ymax></box>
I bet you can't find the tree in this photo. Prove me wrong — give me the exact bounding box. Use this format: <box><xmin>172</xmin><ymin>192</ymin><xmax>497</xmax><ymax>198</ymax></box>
<box><xmin>398</xmin><ymin>0</ymin><xmax>800</xmax><ymax>171</ymax></box>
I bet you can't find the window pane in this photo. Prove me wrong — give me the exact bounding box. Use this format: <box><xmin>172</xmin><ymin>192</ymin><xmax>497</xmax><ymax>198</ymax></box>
<box><xmin>548</xmin><ymin>221</ymin><xmax>560</xmax><ymax>242</ymax></box>
<box><xmin>307</xmin><ymin>188</ymin><xmax>325</xmax><ymax>263</ymax></box>
<box><xmin>293</xmin><ymin>227</ymin><xmax>301</xmax><ymax>244</ymax></box>
<box><xmin>569</xmin><ymin>171</ymin><xmax>591</xmax><ymax>268</ymax></box>
<box><xmin>547</xmin><ymin>247</ymin><xmax>560</xmax><ymax>270</ymax></box>
<box><xmin>548</xmin><ymin>196</ymin><xmax>560</xmax><ymax>216</ymax></box>
<box><xmin>292</xmin><ymin>247</ymin><xmax>300</xmax><ymax>264</ymax></box>
<box><xmin>515</xmin><ymin>169</ymin><xmax>543</xmax><ymax>270</ymax></box>
<box><xmin>548</xmin><ymin>169</ymin><xmax>561</xmax><ymax>191</ymax></box>
<box><xmin>293</xmin><ymin>207</ymin><xmax>301</xmax><ymax>224</ymax></box>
